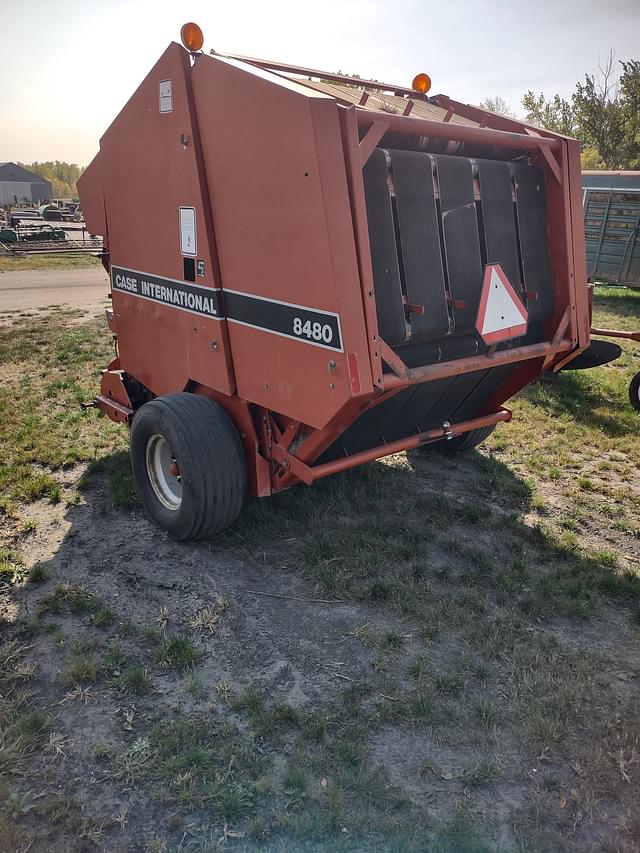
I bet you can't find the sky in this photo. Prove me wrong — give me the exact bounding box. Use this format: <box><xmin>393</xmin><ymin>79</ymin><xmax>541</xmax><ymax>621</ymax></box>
<box><xmin>1</xmin><ymin>0</ymin><xmax>638</xmax><ymax>166</ymax></box>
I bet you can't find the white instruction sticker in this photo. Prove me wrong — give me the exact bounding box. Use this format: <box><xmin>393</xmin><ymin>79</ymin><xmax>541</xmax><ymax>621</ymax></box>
<box><xmin>159</xmin><ymin>79</ymin><xmax>172</xmax><ymax>113</ymax></box>
<box><xmin>179</xmin><ymin>206</ymin><xmax>197</xmax><ymax>256</ymax></box>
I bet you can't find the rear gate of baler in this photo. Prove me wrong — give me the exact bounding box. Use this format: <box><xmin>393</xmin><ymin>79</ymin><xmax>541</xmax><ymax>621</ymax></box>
<box><xmin>318</xmin><ymin>150</ymin><xmax>556</xmax><ymax>461</ymax></box>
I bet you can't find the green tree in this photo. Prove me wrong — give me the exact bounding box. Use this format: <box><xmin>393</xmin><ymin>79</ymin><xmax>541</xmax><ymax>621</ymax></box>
<box><xmin>521</xmin><ymin>53</ymin><xmax>640</xmax><ymax>169</ymax></box>
<box><xmin>479</xmin><ymin>96</ymin><xmax>516</xmax><ymax>118</ymax></box>
<box><xmin>18</xmin><ymin>161</ymin><xmax>85</xmax><ymax>199</ymax></box>
<box><xmin>522</xmin><ymin>91</ymin><xmax>576</xmax><ymax>136</ymax></box>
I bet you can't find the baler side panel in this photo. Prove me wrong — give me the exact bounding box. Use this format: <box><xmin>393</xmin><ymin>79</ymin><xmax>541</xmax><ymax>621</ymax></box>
<box><xmin>76</xmin><ymin>154</ymin><xmax>106</xmax><ymax>239</ymax></box>
<box><xmin>191</xmin><ymin>55</ymin><xmax>372</xmax><ymax>431</ymax></box>
<box><xmin>96</xmin><ymin>42</ymin><xmax>235</xmax><ymax>398</ymax></box>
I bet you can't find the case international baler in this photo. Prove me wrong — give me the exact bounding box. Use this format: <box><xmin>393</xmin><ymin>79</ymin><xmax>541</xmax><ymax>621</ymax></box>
<box><xmin>78</xmin><ymin>23</ymin><xmax>595</xmax><ymax>541</ymax></box>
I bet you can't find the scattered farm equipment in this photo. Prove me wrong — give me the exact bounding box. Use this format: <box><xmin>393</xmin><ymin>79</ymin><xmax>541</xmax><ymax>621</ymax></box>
<box><xmin>0</xmin><ymin>221</ymin><xmax>101</xmax><ymax>256</ymax></box>
<box><xmin>0</xmin><ymin>224</ymin><xmax>66</xmax><ymax>244</ymax></box>
<box><xmin>79</xmin><ymin>23</ymin><xmax>602</xmax><ymax>540</ymax></box>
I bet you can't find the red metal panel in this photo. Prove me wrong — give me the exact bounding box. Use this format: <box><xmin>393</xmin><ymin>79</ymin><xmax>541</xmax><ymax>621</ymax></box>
<box><xmin>565</xmin><ymin>138</ymin><xmax>591</xmax><ymax>349</ymax></box>
<box><xmin>76</xmin><ymin>154</ymin><xmax>106</xmax><ymax>239</ymax></box>
<box><xmin>190</xmin><ymin>54</ymin><xmax>372</xmax><ymax>430</ymax></box>
<box><xmin>97</xmin><ymin>43</ymin><xmax>235</xmax><ymax>398</ymax></box>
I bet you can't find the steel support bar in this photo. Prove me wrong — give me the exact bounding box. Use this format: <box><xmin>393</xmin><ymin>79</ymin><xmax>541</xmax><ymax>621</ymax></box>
<box><xmin>355</xmin><ymin>110</ymin><xmax>562</xmax><ymax>153</ymax></box>
<box><xmin>359</xmin><ymin>120</ymin><xmax>390</xmax><ymax>166</ymax></box>
<box><xmin>524</xmin><ymin>127</ymin><xmax>561</xmax><ymax>183</ymax></box>
<box><xmin>591</xmin><ymin>327</ymin><xmax>640</xmax><ymax>343</ymax></box>
<box><xmin>381</xmin><ymin>340</ymin><xmax>572</xmax><ymax>390</ymax></box>
<box><xmin>95</xmin><ymin>395</ymin><xmax>132</xmax><ymax>422</ymax></box>
<box><xmin>271</xmin><ymin>409</ymin><xmax>512</xmax><ymax>485</ymax></box>
<box><xmin>210</xmin><ymin>51</ymin><xmax>424</xmax><ymax>97</ymax></box>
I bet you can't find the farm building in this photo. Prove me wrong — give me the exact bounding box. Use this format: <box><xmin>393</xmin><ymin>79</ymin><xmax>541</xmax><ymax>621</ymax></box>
<box><xmin>0</xmin><ymin>162</ymin><xmax>53</xmax><ymax>205</ymax></box>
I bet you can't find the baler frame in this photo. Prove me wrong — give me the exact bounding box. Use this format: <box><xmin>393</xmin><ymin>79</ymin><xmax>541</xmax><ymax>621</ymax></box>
<box><xmin>79</xmin><ymin>34</ymin><xmax>594</xmax><ymax>538</ymax></box>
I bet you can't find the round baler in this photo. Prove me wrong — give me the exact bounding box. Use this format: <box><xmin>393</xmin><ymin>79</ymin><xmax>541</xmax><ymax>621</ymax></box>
<box><xmin>78</xmin><ymin>26</ymin><xmax>600</xmax><ymax>540</ymax></box>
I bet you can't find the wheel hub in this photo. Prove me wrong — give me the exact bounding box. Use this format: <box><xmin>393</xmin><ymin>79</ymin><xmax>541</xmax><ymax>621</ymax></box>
<box><xmin>145</xmin><ymin>434</ymin><xmax>183</xmax><ymax>510</ymax></box>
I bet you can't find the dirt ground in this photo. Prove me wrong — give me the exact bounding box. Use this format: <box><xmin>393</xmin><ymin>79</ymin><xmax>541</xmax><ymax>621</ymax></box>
<box><xmin>1</xmin><ymin>293</ymin><xmax>639</xmax><ymax>852</ymax></box>
<box><xmin>0</xmin><ymin>267</ymin><xmax>109</xmax><ymax>324</ymax></box>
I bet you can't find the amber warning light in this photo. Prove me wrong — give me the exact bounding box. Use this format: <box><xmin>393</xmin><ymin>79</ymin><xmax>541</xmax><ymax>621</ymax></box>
<box><xmin>181</xmin><ymin>22</ymin><xmax>204</xmax><ymax>52</ymax></box>
<box><xmin>412</xmin><ymin>72</ymin><xmax>432</xmax><ymax>94</ymax></box>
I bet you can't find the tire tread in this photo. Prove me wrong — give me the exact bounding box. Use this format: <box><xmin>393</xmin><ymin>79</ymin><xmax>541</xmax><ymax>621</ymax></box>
<box><xmin>130</xmin><ymin>393</ymin><xmax>246</xmax><ymax>541</ymax></box>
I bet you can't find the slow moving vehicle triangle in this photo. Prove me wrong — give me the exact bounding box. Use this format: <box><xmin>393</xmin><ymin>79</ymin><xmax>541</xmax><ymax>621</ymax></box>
<box><xmin>476</xmin><ymin>263</ymin><xmax>528</xmax><ymax>344</ymax></box>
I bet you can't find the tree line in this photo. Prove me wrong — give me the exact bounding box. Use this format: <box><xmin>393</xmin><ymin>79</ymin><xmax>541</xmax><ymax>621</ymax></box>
<box><xmin>18</xmin><ymin>161</ymin><xmax>84</xmax><ymax>199</ymax></box>
<box><xmin>484</xmin><ymin>54</ymin><xmax>639</xmax><ymax>170</ymax></box>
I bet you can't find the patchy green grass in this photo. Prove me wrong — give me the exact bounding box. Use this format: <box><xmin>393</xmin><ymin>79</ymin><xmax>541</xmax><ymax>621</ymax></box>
<box><xmin>0</xmin><ymin>254</ymin><xmax>101</xmax><ymax>272</ymax></box>
<box><xmin>119</xmin><ymin>665</ymin><xmax>153</xmax><ymax>695</ymax></box>
<box><xmin>0</xmin><ymin>313</ymin><xmax>125</xmax><ymax>518</ymax></box>
<box><xmin>27</xmin><ymin>562</ymin><xmax>48</xmax><ymax>584</ymax></box>
<box><xmin>155</xmin><ymin>634</ymin><xmax>202</xmax><ymax>670</ymax></box>
<box><xmin>61</xmin><ymin>652</ymin><xmax>97</xmax><ymax>685</ymax></box>
<box><xmin>0</xmin><ymin>292</ymin><xmax>639</xmax><ymax>850</ymax></box>
<box><xmin>0</xmin><ymin>642</ymin><xmax>50</xmax><ymax>781</ymax></box>
<box><xmin>0</xmin><ymin>549</ymin><xmax>27</xmax><ymax>584</ymax></box>
<box><xmin>37</xmin><ymin>584</ymin><xmax>104</xmax><ymax>618</ymax></box>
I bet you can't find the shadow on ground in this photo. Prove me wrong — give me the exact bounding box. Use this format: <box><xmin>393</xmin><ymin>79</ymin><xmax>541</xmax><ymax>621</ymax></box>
<box><xmin>2</xmin><ymin>444</ymin><xmax>640</xmax><ymax>853</ymax></box>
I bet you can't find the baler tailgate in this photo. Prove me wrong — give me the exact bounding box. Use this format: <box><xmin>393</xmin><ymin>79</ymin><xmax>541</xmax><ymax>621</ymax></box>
<box><xmin>362</xmin><ymin>148</ymin><xmax>555</xmax><ymax>352</ymax></box>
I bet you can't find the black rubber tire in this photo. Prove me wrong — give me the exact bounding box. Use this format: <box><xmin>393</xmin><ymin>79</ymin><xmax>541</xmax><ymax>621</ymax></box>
<box><xmin>129</xmin><ymin>393</ymin><xmax>246</xmax><ymax>541</ymax></box>
<box><xmin>629</xmin><ymin>371</ymin><xmax>640</xmax><ymax>412</ymax></box>
<box><xmin>427</xmin><ymin>424</ymin><xmax>496</xmax><ymax>454</ymax></box>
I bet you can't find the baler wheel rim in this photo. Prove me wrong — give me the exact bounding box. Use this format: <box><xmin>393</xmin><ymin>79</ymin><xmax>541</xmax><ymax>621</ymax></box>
<box><xmin>145</xmin><ymin>433</ymin><xmax>183</xmax><ymax>510</ymax></box>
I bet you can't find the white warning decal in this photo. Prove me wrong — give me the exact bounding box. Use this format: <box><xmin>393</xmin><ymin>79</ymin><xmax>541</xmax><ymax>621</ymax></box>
<box><xmin>179</xmin><ymin>206</ymin><xmax>197</xmax><ymax>256</ymax></box>
<box><xmin>159</xmin><ymin>79</ymin><xmax>172</xmax><ymax>113</ymax></box>
<box><xmin>476</xmin><ymin>263</ymin><xmax>528</xmax><ymax>345</ymax></box>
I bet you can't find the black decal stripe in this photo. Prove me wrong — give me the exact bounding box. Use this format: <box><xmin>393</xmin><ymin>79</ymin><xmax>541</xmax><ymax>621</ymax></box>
<box><xmin>110</xmin><ymin>268</ymin><xmax>344</xmax><ymax>350</ymax></box>
<box><xmin>223</xmin><ymin>290</ymin><xmax>343</xmax><ymax>352</ymax></box>
<box><xmin>111</xmin><ymin>267</ymin><xmax>223</xmax><ymax>319</ymax></box>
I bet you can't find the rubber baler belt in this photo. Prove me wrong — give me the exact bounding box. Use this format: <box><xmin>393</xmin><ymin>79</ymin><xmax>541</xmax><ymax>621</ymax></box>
<box><xmin>511</xmin><ymin>162</ymin><xmax>554</xmax><ymax>322</ymax></box>
<box><xmin>390</xmin><ymin>150</ymin><xmax>450</xmax><ymax>341</ymax></box>
<box><xmin>362</xmin><ymin>149</ymin><xmax>554</xmax><ymax>347</ymax></box>
<box><xmin>362</xmin><ymin>149</ymin><xmax>407</xmax><ymax>346</ymax></box>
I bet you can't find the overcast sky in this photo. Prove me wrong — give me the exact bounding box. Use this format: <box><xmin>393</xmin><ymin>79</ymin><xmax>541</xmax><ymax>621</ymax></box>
<box><xmin>1</xmin><ymin>0</ymin><xmax>638</xmax><ymax>166</ymax></box>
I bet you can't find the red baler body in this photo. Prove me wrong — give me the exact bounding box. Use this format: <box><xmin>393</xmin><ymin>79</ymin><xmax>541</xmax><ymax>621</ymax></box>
<box><xmin>79</xmin><ymin>42</ymin><xmax>590</xmax><ymax>497</ymax></box>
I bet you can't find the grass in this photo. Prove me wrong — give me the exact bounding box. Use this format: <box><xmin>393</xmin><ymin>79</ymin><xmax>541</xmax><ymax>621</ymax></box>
<box><xmin>0</xmin><ymin>313</ymin><xmax>125</xmax><ymax>517</ymax></box>
<box><xmin>27</xmin><ymin>562</ymin><xmax>48</xmax><ymax>584</ymax></box>
<box><xmin>0</xmin><ymin>549</ymin><xmax>26</xmax><ymax>584</ymax></box>
<box><xmin>119</xmin><ymin>665</ymin><xmax>153</xmax><ymax>695</ymax></box>
<box><xmin>155</xmin><ymin>634</ymin><xmax>202</xmax><ymax>670</ymax></box>
<box><xmin>0</xmin><ymin>253</ymin><xmax>101</xmax><ymax>271</ymax></box>
<box><xmin>0</xmin><ymin>642</ymin><xmax>51</xmax><ymax>786</ymax></box>
<box><xmin>0</xmin><ymin>292</ymin><xmax>639</xmax><ymax>850</ymax></box>
<box><xmin>37</xmin><ymin>584</ymin><xmax>103</xmax><ymax>618</ymax></box>
<box><xmin>61</xmin><ymin>653</ymin><xmax>97</xmax><ymax>685</ymax></box>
